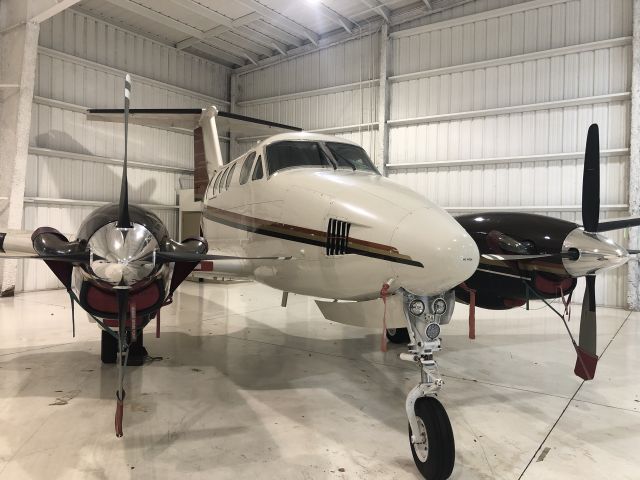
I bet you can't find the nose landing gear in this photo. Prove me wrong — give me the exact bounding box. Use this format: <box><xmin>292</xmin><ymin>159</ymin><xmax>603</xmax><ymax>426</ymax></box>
<box><xmin>400</xmin><ymin>289</ymin><xmax>456</xmax><ymax>480</ymax></box>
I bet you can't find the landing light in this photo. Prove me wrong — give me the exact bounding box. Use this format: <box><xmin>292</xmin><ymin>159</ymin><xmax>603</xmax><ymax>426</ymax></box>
<box><xmin>409</xmin><ymin>299</ymin><xmax>425</xmax><ymax>316</ymax></box>
<box><xmin>426</xmin><ymin>322</ymin><xmax>441</xmax><ymax>340</ymax></box>
<box><xmin>432</xmin><ymin>298</ymin><xmax>447</xmax><ymax>315</ymax></box>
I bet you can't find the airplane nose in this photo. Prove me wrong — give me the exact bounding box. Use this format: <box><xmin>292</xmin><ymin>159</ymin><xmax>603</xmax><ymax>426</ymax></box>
<box><xmin>562</xmin><ymin>227</ymin><xmax>628</xmax><ymax>277</ymax></box>
<box><xmin>390</xmin><ymin>207</ymin><xmax>479</xmax><ymax>296</ymax></box>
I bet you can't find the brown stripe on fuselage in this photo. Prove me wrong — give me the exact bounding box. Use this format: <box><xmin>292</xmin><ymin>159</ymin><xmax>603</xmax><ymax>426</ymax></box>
<box><xmin>202</xmin><ymin>205</ymin><xmax>420</xmax><ymax>266</ymax></box>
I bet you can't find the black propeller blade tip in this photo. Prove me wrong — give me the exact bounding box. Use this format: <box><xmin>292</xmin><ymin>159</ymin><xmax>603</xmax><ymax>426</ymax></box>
<box><xmin>582</xmin><ymin>123</ymin><xmax>600</xmax><ymax>233</ymax></box>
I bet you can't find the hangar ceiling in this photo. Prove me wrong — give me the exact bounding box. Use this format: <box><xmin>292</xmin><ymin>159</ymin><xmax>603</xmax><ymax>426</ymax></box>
<box><xmin>73</xmin><ymin>0</ymin><xmax>459</xmax><ymax>67</ymax></box>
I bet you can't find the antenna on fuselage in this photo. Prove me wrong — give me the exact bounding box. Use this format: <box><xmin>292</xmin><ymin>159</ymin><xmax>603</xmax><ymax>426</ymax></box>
<box><xmin>117</xmin><ymin>74</ymin><xmax>132</xmax><ymax>229</ymax></box>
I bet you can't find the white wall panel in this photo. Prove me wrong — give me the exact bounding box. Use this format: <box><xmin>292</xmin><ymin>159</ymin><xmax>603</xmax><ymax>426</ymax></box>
<box><xmin>388</xmin><ymin>0</ymin><xmax>632</xmax><ymax>307</ymax></box>
<box><xmin>38</xmin><ymin>9</ymin><xmax>229</xmax><ymax>101</ymax></box>
<box><xmin>18</xmin><ymin>11</ymin><xmax>231</xmax><ymax>292</ymax></box>
<box><xmin>233</xmin><ymin>0</ymin><xmax>631</xmax><ymax>307</ymax></box>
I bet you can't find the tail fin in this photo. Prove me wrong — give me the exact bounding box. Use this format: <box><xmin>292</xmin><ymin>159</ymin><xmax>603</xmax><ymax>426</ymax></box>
<box><xmin>87</xmin><ymin>107</ymin><xmax>300</xmax><ymax>201</ymax></box>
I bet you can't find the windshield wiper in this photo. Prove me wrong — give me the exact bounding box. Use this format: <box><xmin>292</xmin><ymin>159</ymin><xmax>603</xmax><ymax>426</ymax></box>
<box><xmin>330</xmin><ymin>149</ymin><xmax>356</xmax><ymax>171</ymax></box>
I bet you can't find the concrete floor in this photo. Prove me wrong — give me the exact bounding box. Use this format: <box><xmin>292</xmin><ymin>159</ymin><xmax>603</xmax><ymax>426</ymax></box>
<box><xmin>0</xmin><ymin>281</ymin><xmax>638</xmax><ymax>480</ymax></box>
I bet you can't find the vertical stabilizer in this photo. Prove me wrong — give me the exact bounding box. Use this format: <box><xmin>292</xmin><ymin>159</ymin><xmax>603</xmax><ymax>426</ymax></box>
<box><xmin>199</xmin><ymin>106</ymin><xmax>224</xmax><ymax>178</ymax></box>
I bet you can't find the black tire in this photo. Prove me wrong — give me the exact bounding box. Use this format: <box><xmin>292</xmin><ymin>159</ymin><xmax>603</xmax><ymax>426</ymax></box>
<box><xmin>101</xmin><ymin>330</ymin><xmax>118</xmax><ymax>364</ymax></box>
<box><xmin>409</xmin><ymin>396</ymin><xmax>455</xmax><ymax>480</ymax></box>
<box><xmin>386</xmin><ymin>327</ymin><xmax>410</xmax><ymax>344</ymax></box>
<box><xmin>127</xmin><ymin>330</ymin><xmax>148</xmax><ymax>366</ymax></box>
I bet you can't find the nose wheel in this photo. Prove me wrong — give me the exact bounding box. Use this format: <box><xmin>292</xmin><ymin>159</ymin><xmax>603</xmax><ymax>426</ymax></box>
<box><xmin>399</xmin><ymin>289</ymin><xmax>456</xmax><ymax>480</ymax></box>
<box><xmin>409</xmin><ymin>396</ymin><xmax>455</xmax><ymax>479</ymax></box>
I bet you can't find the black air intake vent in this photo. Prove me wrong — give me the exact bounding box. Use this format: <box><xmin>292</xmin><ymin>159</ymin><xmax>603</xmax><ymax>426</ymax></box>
<box><xmin>326</xmin><ymin>218</ymin><xmax>351</xmax><ymax>255</ymax></box>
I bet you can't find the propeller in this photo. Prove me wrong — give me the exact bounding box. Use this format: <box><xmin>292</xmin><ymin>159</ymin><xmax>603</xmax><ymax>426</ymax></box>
<box><xmin>117</xmin><ymin>74</ymin><xmax>132</xmax><ymax>230</ymax></box>
<box><xmin>573</xmin><ymin>124</ymin><xmax>601</xmax><ymax>380</ymax></box>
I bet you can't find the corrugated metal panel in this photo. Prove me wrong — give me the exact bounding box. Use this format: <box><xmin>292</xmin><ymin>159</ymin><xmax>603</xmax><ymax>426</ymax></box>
<box><xmin>239</xmin><ymin>33</ymin><xmax>380</xmax><ymax>101</ymax></box>
<box><xmin>38</xmin><ymin>9</ymin><xmax>230</xmax><ymax>100</ymax></box>
<box><xmin>232</xmin><ymin>0</ymin><xmax>630</xmax><ymax>308</ymax></box>
<box><xmin>387</xmin><ymin>0</ymin><xmax>632</xmax><ymax>307</ymax></box>
<box><xmin>18</xmin><ymin>10</ymin><xmax>230</xmax><ymax>292</ymax></box>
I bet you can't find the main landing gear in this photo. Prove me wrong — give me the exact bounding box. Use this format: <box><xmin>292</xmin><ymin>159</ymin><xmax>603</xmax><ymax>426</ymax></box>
<box><xmin>399</xmin><ymin>289</ymin><xmax>456</xmax><ymax>480</ymax></box>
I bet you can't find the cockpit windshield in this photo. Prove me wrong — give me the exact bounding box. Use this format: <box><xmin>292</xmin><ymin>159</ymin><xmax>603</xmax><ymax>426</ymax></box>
<box><xmin>266</xmin><ymin>141</ymin><xmax>333</xmax><ymax>175</ymax></box>
<box><xmin>266</xmin><ymin>140</ymin><xmax>378</xmax><ymax>175</ymax></box>
<box><xmin>325</xmin><ymin>142</ymin><xmax>377</xmax><ymax>173</ymax></box>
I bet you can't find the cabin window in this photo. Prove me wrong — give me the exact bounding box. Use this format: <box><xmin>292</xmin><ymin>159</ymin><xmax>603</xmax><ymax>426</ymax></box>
<box><xmin>218</xmin><ymin>168</ymin><xmax>229</xmax><ymax>194</ymax></box>
<box><xmin>239</xmin><ymin>152</ymin><xmax>256</xmax><ymax>185</ymax></box>
<box><xmin>252</xmin><ymin>155</ymin><xmax>264</xmax><ymax>180</ymax></box>
<box><xmin>266</xmin><ymin>141</ymin><xmax>333</xmax><ymax>175</ymax></box>
<box><xmin>212</xmin><ymin>170</ymin><xmax>223</xmax><ymax>196</ymax></box>
<box><xmin>325</xmin><ymin>142</ymin><xmax>378</xmax><ymax>173</ymax></box>
<box><xmin>225</xmin><ymin>164</ymin><xmax>236</xmax><ymax>190</ymax></box>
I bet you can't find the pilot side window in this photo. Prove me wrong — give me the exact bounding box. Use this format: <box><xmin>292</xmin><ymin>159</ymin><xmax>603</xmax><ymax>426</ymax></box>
<box><xmin>239</xmin><ymin>152</ymin><xmax>256</xmax><ymax>185</ymax></box>
<box><xmin>252</xmin><ymin>155</ymin><xmax>264</xmax><ymax>180</ymax></box>
<box><xmin>225</xmin><ymin>164</ymin><xmax>236</xmax><ymax>190</ymax></box>
<box><xmin>218</xmin><ymin>168</ymin><xmax>229</xmax><ymax>194</ymax></box>
<box><xmin>266</xmin><ymin>141</ymin><xmax>332</xmax><ymax>175</ymax></box>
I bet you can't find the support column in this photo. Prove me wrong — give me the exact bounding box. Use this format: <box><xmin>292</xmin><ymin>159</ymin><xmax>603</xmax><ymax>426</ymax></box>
<box><xmin>628</xmin><ymin>0</ymin><xmax>640</xmax><ymax>310</ymax></box>
<box><xmin>0</xmin><ymin>21</ymin><xmax>40</xmax><ymax>296</ymax></box>
<box><xmin>228</xmin><ymin>73</ymin><xmax>240</xmax><ymax>162</ymax></box>
<box><xmin>376</xmin><ymin>22</ymin><xmax>391</xmax><ymax>176</ymax></box>
<box><xmin>0</xmin><ymin>0</ymin><xmax>81</xmax><ymax>296</ymax></box>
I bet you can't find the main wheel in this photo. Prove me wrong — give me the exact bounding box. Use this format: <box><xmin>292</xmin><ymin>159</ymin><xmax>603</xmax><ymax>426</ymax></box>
<box><xmin>101</xmin><ymin>330</ymin><xmax>118</xmax><ymax>364</ymax></box>
<box><xmin>386</xmin><ymin>327</ymin><xmax>410</xmax><ymax>344</ymax></box>
<box><xmin>409</xmin><ymin>396</ymin><xmax>455</xmax><ymax>480</ymax></box>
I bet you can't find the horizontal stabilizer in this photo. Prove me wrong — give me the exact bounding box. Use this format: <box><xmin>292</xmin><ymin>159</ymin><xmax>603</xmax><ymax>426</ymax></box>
<box><xmin>87</xmin><ymin>108</ymin><xmax>202</xmax><ymax>130</ymax></box>
<box><xmin>87</xmin><ymin>108</ymin><xmax>301</xmax><ymax>136</ymax></box>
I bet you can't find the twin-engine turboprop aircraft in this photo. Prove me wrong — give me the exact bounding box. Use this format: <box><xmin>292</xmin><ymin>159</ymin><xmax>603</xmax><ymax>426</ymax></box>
<box><xmin>0</xmin><ymin>74</ymin><xmax>483</xmax><ymax>480</ymax></box>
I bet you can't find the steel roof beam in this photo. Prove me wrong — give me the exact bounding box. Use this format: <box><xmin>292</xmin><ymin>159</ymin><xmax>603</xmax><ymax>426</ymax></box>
<box><xmin>188</xmin><ymin>43</ymin><xmax>245</xmax><ymax>66</ymax></box>
<box><xmin>357</xmin><ymin>0</ymin><xmax>391</xmax><ymax>22</ymax></box>
<box><xmin>176</xmin><ymin>11</ymin><xmax>261</xmax><ymax>50</ymax></box>
<box><xmin>251</xmin><ymin>20</ymin><xmax>304</xmax><ymax>47</ymax></box>
<box><xmin>105</xmin><ymin>0</ymin><xmax>202</xmax><ymax>37</ymax></box>
<box><xmin>235</xmin><ymin>0</ymin><xmax>320</xmax><ymax>46</ymax></box>
<box><xmin>311</xmin><ymin>1</ymin><xmax>356</xmax><ymax>33</ymax></box>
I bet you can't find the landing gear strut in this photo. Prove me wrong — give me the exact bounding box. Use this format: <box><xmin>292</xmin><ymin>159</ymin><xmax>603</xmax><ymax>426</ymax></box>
<box><xmin>400</xmin><ymin>289</ymin><xmax>456</xmax><ymax>480</ymax></box>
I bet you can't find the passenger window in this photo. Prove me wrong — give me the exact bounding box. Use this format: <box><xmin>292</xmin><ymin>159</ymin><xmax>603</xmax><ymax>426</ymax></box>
<box><xmin>211</xmin><ymin>170</ymin><xmax>222</xmax><ymax>197</ymax></box>
<box><xmin>239</xmin><ymin>152</ymin><xmax>256</xmax><ymax>185</ymax></box>
<box><xmin>252</xmin><ymin>155</ymin><xmax>264</xmax><ymax>180</ymax></box>
<box><xmin>218</xmin><ymin>168</ymin><xmax>229</xmax><ymax>194</ymax></box>
<box><xmin>206</xmin><ymin>173</ymin><xmax>216</xmax><ymax>199</ymax></box>
<box><xmin>225</xmin><ymin>164</ymin><xmax>236</xmax><ymax>190</ymax></box>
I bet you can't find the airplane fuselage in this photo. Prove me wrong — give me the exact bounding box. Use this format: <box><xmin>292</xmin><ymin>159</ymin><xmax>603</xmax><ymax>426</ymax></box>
<box><xmin>201</xmin><ymin>133</ymin><xmax>479</xmax><ymax>300</ymax></box>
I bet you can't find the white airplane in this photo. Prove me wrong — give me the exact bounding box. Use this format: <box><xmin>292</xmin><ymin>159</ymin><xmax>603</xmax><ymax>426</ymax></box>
<box><xmin>1</xmin><ymin>77</ymin><xmax>479</xmax><ymax>479</ymax></box>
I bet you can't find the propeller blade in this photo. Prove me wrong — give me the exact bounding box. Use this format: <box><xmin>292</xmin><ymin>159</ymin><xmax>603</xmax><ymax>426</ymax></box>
<box><xmin>582</xmin><ymin>124</ymin><xmax>600</xmax><ymax>232</ymax></box>
<box><xmin>596</xmin><ymin>216</ymin><xmax>640</xmax><ymax>232</ymax></box>
<box><xmin>116</xmin><ymin>74</ymin><xmax>132</xmax><ymax>229</ymax></box>
<box><xmin>574</xmin><ymin>274</ymin><xmax>599</xmax><ymax>380</ymax></box>
<box><xmin>153</xmin><ymin>251</ymin><xmax>292</xmax><ymax>262</ymax></box>
<box><xmin>0</xmin><ymin>252</ymin><xmax>91</xmax><ymax>262</ymax></box>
